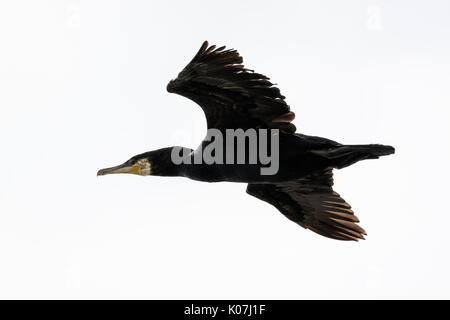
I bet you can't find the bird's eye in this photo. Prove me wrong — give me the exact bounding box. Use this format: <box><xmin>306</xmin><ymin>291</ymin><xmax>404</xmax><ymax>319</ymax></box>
<box><xmin>129</xmin><ymin>159</ymin><xmax>136</xmax><ymax>165</ymax></box>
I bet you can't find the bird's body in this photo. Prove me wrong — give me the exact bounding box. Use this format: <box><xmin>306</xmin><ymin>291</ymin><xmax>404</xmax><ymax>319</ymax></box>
<box><xmin>187</xmin><ymin>133</ymin><xmax>332</xmax><ymax>183</ymax></box>
<box><xmin>98</xmin><ymin>41</ymin><xmax>395</xmax><ymax>241</ymax></box>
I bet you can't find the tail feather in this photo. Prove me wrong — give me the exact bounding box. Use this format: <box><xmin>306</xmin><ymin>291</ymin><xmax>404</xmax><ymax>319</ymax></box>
<box><xmin>311</xmin><ymin>144</ymin><xmax>395</xmax><ymax>169</ymax></box>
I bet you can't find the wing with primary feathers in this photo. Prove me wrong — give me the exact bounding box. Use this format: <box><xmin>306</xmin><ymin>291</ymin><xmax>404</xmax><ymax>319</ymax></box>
<box><xmin>167</xmin><ymin>41</ymin><xmax>296</xmax><ymax>133</ymax></box>
<box><xmin>247</xmin><ymin>170</ymin><xmax>366</xmax><ymax>241</ymax></box>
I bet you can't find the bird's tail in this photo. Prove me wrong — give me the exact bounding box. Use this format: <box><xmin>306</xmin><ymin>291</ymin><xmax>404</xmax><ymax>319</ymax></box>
<box><xmin>311</xmin><ymin>144</ymin><xmax>395</xmax><ymax>169</ymax></box>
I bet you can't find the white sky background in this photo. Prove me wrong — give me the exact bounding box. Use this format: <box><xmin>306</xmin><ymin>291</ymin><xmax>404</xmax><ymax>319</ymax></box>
<box><xmin>0</xmin><ymin>0</ymin><xmax>449</xmax><ymax>299</ymax></box>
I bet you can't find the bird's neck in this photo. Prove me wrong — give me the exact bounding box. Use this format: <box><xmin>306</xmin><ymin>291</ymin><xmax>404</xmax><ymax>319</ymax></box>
<box><xmin>150</xmin><ymin>146</ymin><xmax>224</xmax><ymax>181</ymax></box>
<box><xmin>149</xmin><ymin>147</ymin><xmax>189</xmax><ymax>177</ymax></box>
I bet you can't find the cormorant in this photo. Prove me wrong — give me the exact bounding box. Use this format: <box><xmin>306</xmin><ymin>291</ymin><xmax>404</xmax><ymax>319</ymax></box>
<box><xmin>97</xmin><ymin>41</ymin><xmax>394</xmax><ymax>241</ymax></box>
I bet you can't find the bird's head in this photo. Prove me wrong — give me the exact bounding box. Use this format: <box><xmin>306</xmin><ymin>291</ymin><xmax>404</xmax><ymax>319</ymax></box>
<box><xmin>97</xmin><ymin>154</ymin><xmax>151</xmax><ymax>177</ymax></box>
<box><xmin>97</xmin><ymin>147</ymin><xmax>180</xmax><ymax>177</ymax></box>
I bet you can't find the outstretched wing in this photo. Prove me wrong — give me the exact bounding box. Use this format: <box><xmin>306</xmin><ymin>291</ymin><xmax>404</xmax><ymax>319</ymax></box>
<box><xmin>247</xmin><ymin>170</ymin><xmax>366</xmax><ymax>241</ymax></box>
<box><xmin>167</xmin><ymin>41</ymin><xmax>296</xmax><ymax>133</ymax></box>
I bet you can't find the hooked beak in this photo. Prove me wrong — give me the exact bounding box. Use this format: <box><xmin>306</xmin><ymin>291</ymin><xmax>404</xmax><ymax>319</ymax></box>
<box><xmin>97</xmin><ymin>162</ymin><xmax>140</xmax><ymax>176</ymax></box>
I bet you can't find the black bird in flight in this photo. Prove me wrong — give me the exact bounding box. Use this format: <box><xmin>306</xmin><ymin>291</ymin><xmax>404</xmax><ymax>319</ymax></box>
<box><xmin>98</xmin><ymin>41</ymin><xmax>394</xmax><ymax>241</ymax></box>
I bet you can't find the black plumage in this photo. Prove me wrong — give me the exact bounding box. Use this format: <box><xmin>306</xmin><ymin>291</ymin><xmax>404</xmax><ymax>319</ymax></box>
<box><xmin>166</xmin><ymin>41</ymin><xmax>296</xmax><ymax>133</ymax></box>
<box><xmin>98</xmin><ymin>41</ymin><xmax>395</xmax><ymax>241</ymax></box>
